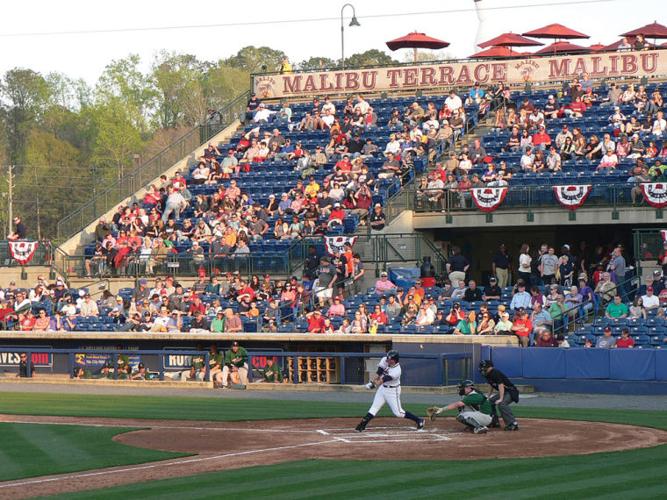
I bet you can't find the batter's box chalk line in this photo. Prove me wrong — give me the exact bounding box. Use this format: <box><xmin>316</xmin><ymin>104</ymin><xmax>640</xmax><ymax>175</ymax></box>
<box><xmin>317</xmin><ymin>427</ymin><xmax>452</xmax><ymax>443</ymax></box>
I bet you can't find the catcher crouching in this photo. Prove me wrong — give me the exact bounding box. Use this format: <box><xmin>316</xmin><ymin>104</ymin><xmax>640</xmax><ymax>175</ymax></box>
<box><xmin>426</xmin><ymin>380</ymin><xmax>493</xmax><ymax>434</ymax></box>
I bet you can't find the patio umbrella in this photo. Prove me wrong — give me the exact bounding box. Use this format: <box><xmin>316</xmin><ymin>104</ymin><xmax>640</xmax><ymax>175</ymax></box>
<box><xmin>478</xmin><ymin>32</ymin><xmax>543</xmax><ymax>49</ymax></box>
<box><xmin>588</xmin><ymin>43</ymin><xmax>607</xmax><ymax>52</ymax></box>
<box><xmin>470</xmin><ymin>46</ymin><xmax>526</xmax><ymax>58</ymax></box>
<box><xmin>534</xmin><ymin>41</ymin><xmax>590</xmax><ymax>55</ymax></box>
<box><xmin>522</xmin><ymin>23</ymin><xmax>589</xmax><ymax>40</ymax></box>
<box><xmin>386</xmin><ymin>32</ymin><xmax>450</xmax><ymax>62</ymax></box>
<box><xmin>621</xmin><ymin>21</ymin><xmax>667</xmax><ymax>39</ymax></box>
<box><xmin>604</xmin><ymin>38</ymin><xmax>655</xmax><ymax>51</ymax></box>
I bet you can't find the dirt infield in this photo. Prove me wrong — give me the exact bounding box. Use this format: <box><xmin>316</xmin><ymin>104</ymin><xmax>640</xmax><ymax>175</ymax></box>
<box><xmin>0</xmin><ymin>414</ymin><xmax>666</xmax><ymax>499</ymax></box>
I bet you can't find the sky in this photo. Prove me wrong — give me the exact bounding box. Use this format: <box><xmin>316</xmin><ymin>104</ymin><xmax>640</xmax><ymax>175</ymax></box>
<box><xmin>0</xmin><ymin>0</ymin><xmax>661</xmax><ymax>84</ymax></box>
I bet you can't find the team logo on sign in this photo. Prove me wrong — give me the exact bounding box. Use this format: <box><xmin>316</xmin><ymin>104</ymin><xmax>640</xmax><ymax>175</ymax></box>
<box><xmin>470</xmin><ymin>187</ymin><xmax>508</xmax><ymax>212</ymax></box>
<box><xmin>553</xmin><ymin>185</ymin><xmax>592</xmax><ymax>211</ymax></box>
<box><xmin>640</xmin><ymin>182</ymin><xmax>667</xmax><ymax>208</ymax></box>
<box><xmin>8</xmin><ymin>241</ymin><xmax>39</xmax><ymax>265</ymax></box>
<box><xmin>324</xmin><ymin>236</ymin><xmax>357</xmax><ymax>255</ymax></box>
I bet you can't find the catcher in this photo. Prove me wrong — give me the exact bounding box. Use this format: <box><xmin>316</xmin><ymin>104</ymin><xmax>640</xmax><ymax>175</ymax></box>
<box><xmin>426</xmin><ymin>380</ymin><xmax>493</xmax><ymax>434</ymax></box>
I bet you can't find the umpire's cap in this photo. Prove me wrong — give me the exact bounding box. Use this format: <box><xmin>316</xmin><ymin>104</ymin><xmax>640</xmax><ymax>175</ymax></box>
<box><xmin>479</xmin><ymin>360</ymin><xmax>494</xmax><ymax>374</ymax></box>
<box><xmin>386</xmin><ymin>350</ymin><xmax>399</xmax><ymax>362</ymax></box>
<box><xmin>458</xmin><ymin>379</ymin><xmax>475</xmax><ymax>396</ymax></box>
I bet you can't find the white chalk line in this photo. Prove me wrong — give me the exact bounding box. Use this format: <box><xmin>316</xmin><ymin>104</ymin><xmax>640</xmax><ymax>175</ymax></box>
<box><xmin>316</xmin><ymin>429</ymin><xmax>330</xmax><ymax>435</ymax></box>
<box><xmin>0</xmin><ymin>418</ymin><xmax>317</xmax><ymax>434</ymax></box>
<box><xmin>0</xmin><ymin>439</ymin><xmax>338</xmax><ymax>490</ymax></box>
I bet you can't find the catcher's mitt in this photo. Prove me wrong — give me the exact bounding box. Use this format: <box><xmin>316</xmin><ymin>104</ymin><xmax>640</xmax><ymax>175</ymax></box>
<box><xmin>426</xmin><ymin>406</ymin><xmax>443</xmax><ymax>421</ymax></box>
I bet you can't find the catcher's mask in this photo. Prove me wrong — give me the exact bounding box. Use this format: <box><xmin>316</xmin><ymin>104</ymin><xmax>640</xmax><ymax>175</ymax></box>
<box><xmin>458</xmin><ymin>379</ymin><xmax>475</xmax><ymax>396</ymax></box>
<box><xmin>479</xmin><ymin>359</ymin><xmax>493</xmax><ymax>374</ymax></box>
<box><xmin>386</xmin><ymin>350</ymin><xmax>400</xmax><ymax>363</ymax></box>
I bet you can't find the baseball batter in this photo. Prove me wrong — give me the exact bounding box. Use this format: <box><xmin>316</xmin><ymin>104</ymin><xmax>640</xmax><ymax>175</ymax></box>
<box><xmin>427</xmin><ymin>380</ymin><xmax>493</xmax><ymax>434</ymax></box>
<box><xmin>355</xmin><ymin>350</ymin><xmax>424</xmax><ymax>432</ymax></box>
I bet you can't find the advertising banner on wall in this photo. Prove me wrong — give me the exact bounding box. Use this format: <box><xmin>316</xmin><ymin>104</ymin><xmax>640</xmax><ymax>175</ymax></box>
<box><xmin>253</xmin><ymin>49</ymin><xmax>665</xmax><ymax>99</ymax></box>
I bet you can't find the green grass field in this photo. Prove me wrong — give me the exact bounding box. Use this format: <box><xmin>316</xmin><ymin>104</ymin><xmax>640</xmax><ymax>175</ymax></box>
<box><xmin>0</xmin><ymin>392</ymin><xmax>664</xmax><ymax>499</ymax></box>
<box><xmin>0</xmin><ymin>423</ymin><xmax>182</xmax><ymax>481</ymax></box>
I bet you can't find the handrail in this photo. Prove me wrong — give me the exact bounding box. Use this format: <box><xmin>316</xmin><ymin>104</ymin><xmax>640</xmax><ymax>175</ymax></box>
<box><xmin>56</xmin><ymin>90</ymin><xmax>251</xmax><ymax>242</ymax></box>
<box><xmin>551</xmin><ymin>274</ymin><xmax>639</xmax><ymax>340</ymax></box>
<box><xmin>410</xmin><ymin>182</ymin><xmax>639</xmax><ymax>214</ymax></box>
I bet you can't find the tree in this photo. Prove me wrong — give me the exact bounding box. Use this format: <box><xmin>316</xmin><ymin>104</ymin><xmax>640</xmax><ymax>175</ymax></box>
<box><xmin>225</xmin><ymin>46</ymin><xmax>286</xmax><ymax>73</ymax></box>
<box><xmin>344</xmin><ymin>50</ymin><xmax>397</xmax><ymax>69</ymax></box>
<box><xmin>95</xmin><ymin>55</ymin><xmax>155</xmax><ymax>132</ymax></box>
<box><xmin>90</xmin><ymin>98</ymin><xmax>144</xmax><ymax>181</ymax></box>
<box><xmin>298</xmin><ymin>57</ymin><xmax>338</xmax><ymax>71</ymax></box>
<box><xmin>202</xmin><ymin>63</ymin><xmax>250</xmax><ymax>111</ymax></box>
<box><xmin>0</xmin><ymin>68</ymin><xmax>52</xmax><ymax>164</ymax></box>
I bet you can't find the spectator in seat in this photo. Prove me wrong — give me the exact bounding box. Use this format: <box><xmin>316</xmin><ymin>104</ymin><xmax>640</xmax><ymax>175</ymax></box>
<box><xmin>615</xmin><ymin>328</ymin><xmax>635</xmax><ymax>348</ymax></box>
<box><xmin>532</xmin><ymin>125</ymin><xmax>551</xmax><ymax>151</ymax></box>
<box><xmin>416</xmin><ymin>303</ymin><xmax>436</xmax><ymax>326</ymax></box>
<box><xmin>450</xmin><ymin>280</ymin><xmax>467</xmax><ymax>301</ymax></box>
<box><xmin>79</xmin><ymin>293</ymin><xmax>99</xmax><ymax>317</ymax></box>
<box><xmin>370</xmin><ymin>304</ymin><xmax>388</xmax><ymax>325</ymax></box>
<box><xmin>494</xmin><ymin>312</ymin><xmax>513</xmax><ymax>335</ymax></box>
<box><xmin>384</xmin><ymin>295</ymin><xmax>402</xmax><ymax>321</ymax></box>
<box><xmin>641</xmin><ymin>286</ymin><xmax>660</xmax><ymax>311</ymax></box>
<box><xmin>595</xmin><ymin>326</ymin><xmax>616</xmax><ymax>348</ymax></box>
<box><xmin>605</xmin><ymin>295</ymin><xmax>629</xmax><ymax>319</ymax></box>
<box><xmin>477</xmin><ymin>310</ymin><xmax>495</xmax><ymax>334</ymax></box>
<box><xmin>327</xmin><ymin>296</ymin><xmax>346</xmax><ymax>318</ymax></box>
<box><xmin>530</xmin><ymin>303</ymin><xmax>552</xmax><ymax>344</ymax></box>
<box><xmin>482</xmin><ymin>276</ymin><xmax>501</xmax><ymax>301</ymax></box>
<box><xmin>511</xmin><ymin>309</ymin><xmax>532</xmax><ymax>347</ymax></box>
<box><xmin>597</xmin><ymin>149</ymin><xmax>618</xmax><ymax>170</ymax></box>
<box><xmin>223</xmin><ymin>308</ymin><xmax>243</xmax><ymax>333</ymax></box>
<box><xmin>595</xmin><ymin>272</ymin><xmax>617</xmax><ymax>304</ymax></box>
<box><xmin>375</xmin><ymin>271</ymin><xmax>396</xmax><ymax>295</ymax></box>
<box><xmin>628</xmin><ymin>296</ymin><xmax>647</xmax><ymax>320</ymax></box>
<box><xmin>464</xmin><ymin>280</ymin><xmax>483</xmax><ymax>302</ymax></box>
<box><xmin>453</xmin><ymin>311</ymin><xmax>476</xmax><ymax>335</ymax></box>
<box><xmin>510</xmin><ymin>282</ymin><xmax>531</xmax><ymax>311</ymax></box>
<box><xmin>535</xmin><ymin>329</ymin><xmax>558</xmax><ymax>347</ymax></box>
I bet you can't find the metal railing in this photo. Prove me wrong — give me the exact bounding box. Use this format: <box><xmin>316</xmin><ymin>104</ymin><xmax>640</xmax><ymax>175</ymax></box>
<box><xmin>0</xmin><ymin>240</ymin><xmax>54</xmax><ymax>267</ymax></box>
<box><xmin>56</xmin><ymin>91</ymin><xmax>251</xmax><ymax>242</ymax></box>
<box><xmin>409</xmin><ymin>182</ymin><xmax>638</xmax><ymax>214</ymax></box>
<box><xmin>55</xmin><ymin>233</ymin><xmax>449</xmax><ymax>279</ymax></box>
<box><xmin>633</xmin><ymin>228</ymin><xmax>666</xmax><ymax>263</ymax></box>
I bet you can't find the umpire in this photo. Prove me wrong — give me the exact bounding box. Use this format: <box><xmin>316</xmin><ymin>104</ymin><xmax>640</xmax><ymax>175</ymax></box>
<box><xmin>479</xmin><ymin>360</ymin><xmax>519</xmax><ymax>431</ymax></box>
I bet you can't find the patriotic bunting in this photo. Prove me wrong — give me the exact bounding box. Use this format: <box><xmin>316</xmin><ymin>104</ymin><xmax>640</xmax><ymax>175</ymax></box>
<box><xmin>553</xmin><ymin>184</ymin><xmax>592</xmax><ymax>211</ymax></box>
<box><xmin>470</xmin><ymin>187</ymin><xmax>508</xmax><ymax>212</ymax></box>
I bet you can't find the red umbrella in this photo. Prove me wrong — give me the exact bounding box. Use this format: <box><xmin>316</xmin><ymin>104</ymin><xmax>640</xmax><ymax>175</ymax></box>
<box><xmin>621</xmin><ymin>21</ymin><xmax>667</xmax><ymax>39</ymax></box>
<box><xmin>386</xmin><ymin>32</ymin><xmax>449</xmax><ymax>62</ymax></box>
<box><xmin>523</xmin><ymin>23</ymin><xmax>589</xmax><ymax>40</ymax></box>
<box><xmin>604</xmin><ymin>38</ymin><xmax>655</xmax><ymax>51</ymax></box>
<box><xmin>478</xmin><ymin>32</ymin><xmax>543</xmax><ymax>49</ymax></box>
<box><xmin>588</xmin><ymin>43</ymin><xmax>607</xmax><ymax>52</ymax></box>
<box><xmin>470</xmin><ymin>46</ymin><xmax>527</xmax><ymax>59</ymax></box>
<box><xmin>534</xmin><ymin>41</ymin><xmax>590</xmax><ymax>55</ymax></box>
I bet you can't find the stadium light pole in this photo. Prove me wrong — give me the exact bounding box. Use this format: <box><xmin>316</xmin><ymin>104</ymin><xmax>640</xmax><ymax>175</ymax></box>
<box><xmin>340</xmin><ymin>3</ymin><xmax>360</xmax><ymax>70</ymax></box>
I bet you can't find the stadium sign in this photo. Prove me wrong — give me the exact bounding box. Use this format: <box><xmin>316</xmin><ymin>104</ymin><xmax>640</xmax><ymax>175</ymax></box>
<box><xmin>254</xmin><ymin>49</ymin><xmax>665</xmax><ymax>99</ymax></box>
<box><xmin>0</xmin><ymin>352</ymin><xmax>52</xmax><ymax>367</ymax></box>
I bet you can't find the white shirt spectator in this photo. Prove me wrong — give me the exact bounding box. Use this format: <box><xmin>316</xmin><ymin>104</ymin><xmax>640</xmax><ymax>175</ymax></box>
<box><xmin>355</xmin><ymin>98</ymin><xmax>370</xmax><ymax>115</ymax></box>
<box><xmin>599</xmin><ymin>152</ymin><xmax>618</xmax><ymax>169</ymax></box>
<box><xmin>520</xmin><ymin>153</ymin><xmax>534</xmax><ymax>171</ymax></box>
<box><xmin>642</xmin><ymin>292</ymin><xmax>660</xmax><ymax>310</ymax></box>
<box><xmin>80</xmin><ymin>299</ymin><xmax>99</xmax><ymax>317</ymax></box>
<box><xmin>253</xmin><ymin>107</ymin><xmax>275</xmax><ymax>123</ymax></box>
<box><xmin>384</xmin><ymin>139</ymin><xmax>401</xmax><ymax>155</ymax></box>
<box><xmin>321</xmin><ymin>101</ymin><xmax>336</xmax><ymax>115</ymax></box>
<box><xmin>416</xmin><ymin>307</ymin><xmax>435</xmax><ymax>326</ymax></box>
<box><xmin>652</xmin><ymin>117</ymin><xmax>666</xmax><ymax>136</ymax></box>
<box><xmin>445</xmin><ymin>93</ymin><xmax>463</xmax><ymax>112</ymax></box>
<box><xmin>322</xmin><ymin>113</ymin><xmax>335</xmax><ymax>128</ymax></box>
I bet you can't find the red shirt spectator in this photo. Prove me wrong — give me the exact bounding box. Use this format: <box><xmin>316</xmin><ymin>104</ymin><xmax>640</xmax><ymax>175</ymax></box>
<box><xmin>370</xmin><ymin>310</ymin><xmax>388</xmax><ymax>325</ymax></box>
<box><xmin>532</xmin><ymin>128</ymin><xmax>552</xmax><ymax>147</ymax></box>
<box><xmin>512</xmin><ymin>314</ymin><xmax>532</xmax><ymax>340</ymax></box>
<box><xmin>307</xmin><ymin>311</ymin><xmax>325</xmax><ymax>333</ymax></box>
<box><xmin>335</xmin><ymin>157</ymin><xmax>352</xmax><ymax>173</ymax></box>
<box><xmin>188</xmin><ymin>298</ymin><xmax>207</xmax><ymax>316</ymax></box>
<box><xmin>616</xmin><ymin>332</ymin><xmax>635</xmax><ymax>348</ymax></box>
<box><xmin>19</xmin><ymin>313</ymin><xmax>36</xmax><ymax>331</ymax></box>
<box><xmin>329</xmin><ymin>206</ymin><xmax>345</xmax><ymax>222</ymax></box>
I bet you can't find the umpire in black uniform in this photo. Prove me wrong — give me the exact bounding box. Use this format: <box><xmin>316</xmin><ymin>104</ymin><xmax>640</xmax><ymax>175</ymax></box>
<box><xmin>479</xmin><ymin>360</ymin><xmax>519</xmax><ymax>431</ymax></box>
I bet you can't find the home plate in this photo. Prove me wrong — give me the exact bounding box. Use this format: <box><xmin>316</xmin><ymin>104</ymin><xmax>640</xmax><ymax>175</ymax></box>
<box><xmin>319</xmin><ymin>427</ymin><xmax>452</xmax><ymax>443</ymax></box>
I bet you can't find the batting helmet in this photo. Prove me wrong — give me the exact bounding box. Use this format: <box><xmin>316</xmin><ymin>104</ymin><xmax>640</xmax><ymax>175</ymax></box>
<box><xmin>386</xmin><ymin>350</ymin><xmax>400</xmax><ymax>362</ymax></box>
<box><xmin>458</xmin><ymin>379</ymin><xmax>475</xmax><ymax>396</ymax></box>
<box><xmin>479</xmin><ymin>360</ymin><xmax>494</xmax><ymax>374</ymax></box>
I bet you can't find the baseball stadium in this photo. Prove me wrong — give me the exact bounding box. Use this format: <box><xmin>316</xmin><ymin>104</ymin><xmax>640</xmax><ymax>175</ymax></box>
<box><xmin>1</xmin><ymin>0</ymin><xmax>667</xmax><ymax>498</ymax></box>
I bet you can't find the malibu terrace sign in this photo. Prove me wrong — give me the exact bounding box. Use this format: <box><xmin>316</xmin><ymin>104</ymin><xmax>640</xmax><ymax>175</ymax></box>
<box><xmin>253</xmin><ymin>49</ymin><xmax>666</xmax><ymax>99</ymax></box>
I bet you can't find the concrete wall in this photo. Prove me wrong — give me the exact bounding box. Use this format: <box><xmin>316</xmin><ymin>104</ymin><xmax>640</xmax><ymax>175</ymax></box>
<box><xmin>58</xmin><ymin>120</ymin><xmax>242</xmax><ymax>256</ymax></box>
<box><xmin>413</xmin><ymin>206</ymin><xmax>662</xmax><ymax>230</ymax></box>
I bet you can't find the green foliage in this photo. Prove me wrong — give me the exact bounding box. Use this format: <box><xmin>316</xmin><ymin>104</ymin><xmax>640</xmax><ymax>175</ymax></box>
<box><xmin>299</xmin><ymin>56</ymin><xmax>338</xmax><ymax>71</ymax></box>
<box><xmin>224</xmin><ymin>45</ymin><xmax>286</xmax><ymax>73</ymax></box>
<box><xmin>344</xmin><ymin>49</ymin><xmax>397</xmax><ymax>69</ymax></box>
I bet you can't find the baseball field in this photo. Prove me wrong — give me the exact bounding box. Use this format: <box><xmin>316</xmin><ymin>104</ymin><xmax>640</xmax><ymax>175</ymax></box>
<box><xmin>0</xmin><ymin>386</ymin><xmax>665</xmax><ymax>499</ymax></box>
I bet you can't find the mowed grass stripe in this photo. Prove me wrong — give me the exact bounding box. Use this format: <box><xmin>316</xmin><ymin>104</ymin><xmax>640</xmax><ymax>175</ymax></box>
<box><xmin>0</xmin><ymin>423</ymin><xmax>183</xmax><ymax>481</ymax></box>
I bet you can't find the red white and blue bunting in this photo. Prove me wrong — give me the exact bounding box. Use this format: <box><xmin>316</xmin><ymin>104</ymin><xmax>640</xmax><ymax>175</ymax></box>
<box><xmin>553</xmin><ymin>184</ymin><xmax>592</xmax><ymax>211</ymax></box>
<box><xmin>8</xmin><ymin>241</ymin><xmax>39</xmax><ymax>265</ymax></box>
<box><xmin>324</xmin><ymin>236</ymin><xmax>357</xmax><ymax>255</ymax></box>
<box><xmin>640</xmin><ymin>182</ymin><xmax>667</xmax><ymax>208</ymax></box>
<box><xmin>470</xmin><ymin>187</ymin><xmax>508</xmax><ymax>212</ymax></box>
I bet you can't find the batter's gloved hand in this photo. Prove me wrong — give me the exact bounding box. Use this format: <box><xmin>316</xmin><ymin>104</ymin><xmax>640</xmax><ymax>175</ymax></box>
<box><xmin>426</xmin><ymin>406</ymin><xmax>443</xmax><ymax>421</ymax></box>
<box><xmin>365</xmin><ymin>382</ymin><xmax>376</xmax><ymax>390</ymax></box>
